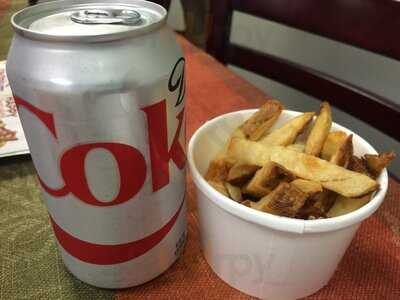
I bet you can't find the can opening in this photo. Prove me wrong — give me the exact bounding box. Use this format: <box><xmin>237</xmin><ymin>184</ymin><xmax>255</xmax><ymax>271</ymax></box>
<box><xmin>11</xmin><ymin>0</ymin><xmax>167</xmax><ymax>42</ymax></box>
<box><xmin>71</xmin><ymin>9</ymin><xmax>142</xmax><ymax>25</ymax></box>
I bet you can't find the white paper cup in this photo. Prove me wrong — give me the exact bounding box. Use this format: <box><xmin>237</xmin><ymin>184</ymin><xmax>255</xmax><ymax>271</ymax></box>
<box><xmin>188</xmin><ymin>110</ymin><xmax>388</xmax><ymax>300</ymax></box>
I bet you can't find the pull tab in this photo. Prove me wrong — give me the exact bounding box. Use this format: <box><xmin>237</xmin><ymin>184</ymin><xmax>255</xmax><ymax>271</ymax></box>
<box><xmin>71</xmin><ymin>9</ymin><xmax>141</xmax><ymax>25</ymax></box>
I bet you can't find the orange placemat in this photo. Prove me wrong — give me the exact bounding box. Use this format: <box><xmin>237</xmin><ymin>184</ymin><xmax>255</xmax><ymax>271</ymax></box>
<box><xmin>117</xmin><ymin>36</ymin><xmax>400</xmax><ymax>299</ymax></box>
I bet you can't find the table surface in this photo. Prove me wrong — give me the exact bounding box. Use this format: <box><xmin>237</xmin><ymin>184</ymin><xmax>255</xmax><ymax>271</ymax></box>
<box><xmin>0</xmin><ymin>35</ymin><xmax>399</xmax><ymax>300</ymax></box>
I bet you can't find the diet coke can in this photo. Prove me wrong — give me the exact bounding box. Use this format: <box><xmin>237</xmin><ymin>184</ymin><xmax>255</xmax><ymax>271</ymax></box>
<box><xmin>7</xmin><ymin>0</ymin><xmax>187</xmax><ymax>288</ymax></box>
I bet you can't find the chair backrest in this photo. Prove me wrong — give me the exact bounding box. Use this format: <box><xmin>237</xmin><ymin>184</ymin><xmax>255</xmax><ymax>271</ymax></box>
<box><xmin>29</xmin><ymin>1</ymin><xmax>171</xmax><ymax>10</ymax></box>
<box><xmin>207</xmin><ymin>0</ymin><xmax>400</xmax><ymax>141</ymax></box>
<box><xmin>150</xmin><ymin>0</ymin><xmax>171</xmax><ymax>10</ymax></box>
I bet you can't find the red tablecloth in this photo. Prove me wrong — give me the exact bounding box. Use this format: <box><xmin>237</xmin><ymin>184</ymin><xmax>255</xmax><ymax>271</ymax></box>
<box><xmin>0</xmin><ymin>30</ymin><xmax>398</xmax><ymax>299</ymax></box>
<box><xmin>116</xmin><ymin>36</ymin><xmax>400</xmax><ymax>299</ymax></box>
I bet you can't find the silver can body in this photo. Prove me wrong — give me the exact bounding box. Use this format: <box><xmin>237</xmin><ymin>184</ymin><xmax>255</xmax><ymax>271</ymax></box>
<box><xmin>7</xmin><ymin>0</ymin><xmax>187</xmax><ymax>288</ymax></box>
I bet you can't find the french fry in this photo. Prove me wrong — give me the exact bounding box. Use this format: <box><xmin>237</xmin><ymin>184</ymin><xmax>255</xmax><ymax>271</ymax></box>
<box><xmin>205</xmin><ymin>159</ymin><xmax>234</xmax><ymax>181</ymax></box>
<box><xmin>224</xmin><ymin>182</ymin><xmax>243</xmax><ymax>202</ymax></box>
<box><xmin>240</xmin><ymin>100</ymin><xmax>284</xmax><ymax>141</ymax></box>
<box><xmin>277</xmin><ymin>167</ymin><xmax>297</xmax><ymax>182</ymax></box>
<box><xmin>291</xmin><ymin>179</ymin><xmax>322</xmax><ymax>195</ymax></box>
<box><xmin>226</xmin><ymin>138</ymin><xmax>276</xmax><ymax>166</ymax></box>
<box><xmin>305</xmin><ymin>102</ymin><xmax>332</xmax><ymax>156</ymax></box>
<box><xmin>240</xmin><ymin>200</ymin><xmax>253</xmax><ymax>207</ymax></box>
<box><xmin>286</xmin><ymin>143</ymin><xmax>305</xmax><ymax>153</ymax></box>
<box><xmin>312</xmin><ymin>134</ymin><xmax>352</xmax><ymax>213</ymax></box>
<box><xmin>218</xmin><ymin>102</ymin><xmax>277</xmax><ymax>157</ymax></box>
<box><xmin>243</xmin><ymin>184</ymin><xmax>272</xmax><ymax>198</ymax></box>
<box><xmin>251</xmin><ymin>182</ymin><xmax>308</xmax><ymax>217</ymax></box>
<box><xmin>244</xmin><ymin>110</ymin><xmax>313</xmax><ymax>197</ymax></box>
<box><xmin>296</xmin><ymin>202</ymin><xmax>326</xmax><ymax>219</ymax></box>
<box><xmin>215</xmin><ymin>101</ymin><xmax>283</xmax><ymax>160</ymax></box>
<box><xmin>228</xmin><ymin>139</ymin><xmax>378</xmax><ymax>198</ymax></box>
<box><xmin>270</xmin><ymin>148</ymin><xmax>379</xmax><ymax>198</ymax></box>
<box><xmin>227</xmin><ymin>162</ymin><xmax>260</xmax><ymax>185</ymax></box>
<box><xmin>323</xmin><ymin>152</ymin><xmax>376</xmax><ymax>215</ymax></box>
<box><xmin>327</xmin><ymin>194</ymin><xmax>372</xmax><ymax>218</ymax></box>
<box><xmin>243</xmin><ymin>162</ymin><xmax>277</xmax><ymax>197</ymax></box>
<box><xmin>364</xmin><ymin>152</ymin><xmax>396</xmax><ymax>178</ymax></box>
<box><xmin>312</xmin><ymin>190</ymin><xmax>337</xmax><ymax>214</ymax></box>
<box><xmin>348</xmin><ymin>156</ymin><xmax>371</xmax><ymax>177</ymax></box>
<box><xmin>260</xmin><ymin>112</ymin><xmax>315</xmax><ymax>146</ymax></box>
<box><xmin>321</xmin><ymin>131</ymin><xmax>348</xmax><ymax>161</ymax></box>
<box><xmin>330</xmin><ymin>134</ymin><xmax>353</xmax><ymax>167</ymax></box>
<box><xmin>207</xmin><ymin>180</ymin><xmax>229</xmax><ymax>197</ymax></box>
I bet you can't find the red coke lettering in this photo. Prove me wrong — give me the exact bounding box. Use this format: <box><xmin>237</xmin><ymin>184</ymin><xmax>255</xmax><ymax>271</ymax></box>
<box><xmin>14</xmin><ymin>96</ymin><xmax>185</xmax><ymax>206</ymax></box>
<box><xmin>142</xmin><ymin>100</ymin><xmax>185</xmax><ymax>192</ymax></box>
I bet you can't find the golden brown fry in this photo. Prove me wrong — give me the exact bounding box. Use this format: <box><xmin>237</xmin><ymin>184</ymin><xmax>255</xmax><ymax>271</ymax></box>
<box><xmin>229</xmin><ymin>139</ymin><xmax>378</xmax><ymax>198</ymax></box>
<box><xmin>286</xmin><ymin>143</ymin><xmax>305</xmax><ymax>153</ymax></box>
<box><xmin>270</xmin><ymin>148</ymin><xmax>379</xmax><ymax>198</ymax></box>
<box><xmin>207</xmin><ymin>180</ymin><xmax>229</xmax><ymax>197</ymax></box>
<box><xmin>227</xmin><ymin>162</ymin><xmax>260</xmax><ymax>185</ymax></box>
<box><xmin>251</xmin><ymin>182</ymin><xmax>308</xmax><ymax>217</ymax></box>
<box><xmin>327</xmin><ymin>194</ymin><xmax>372</xmax><ymax>218</ymax></box>
<box><xmin>242</xmin><ymin>183</ymin><xmax>272</xmax><ymax>198</ymax></box>
<box><xmin>291</xmin><ymin>179</ymin><xmax>322</xmax><ymax>195</ymax></box>
<box><xmin>277</xmin><ymin>167</ymin><xmax>297</xmax><ymax>182</ymax></box>
<box><xmin>348</xmin><ymin>155</ymin><xmax>371</xmax><ymax>177</ymax></box>
<box><xmin>205</xmin><ymin>159</ymin><xmax>234</xmax><ymax>181</ymax></box>
<box><xmin>260</xmin><ymin>112</ymin><xmax>315</xmax><ymax>146</ymax></box>
<box><xmin>305</xmin><ymin>102</ymin><xmax>332</xmax><ymax>156</ymax></box>
<box><xmin>311</xmin><ymin>134</ymin><xmax>353</xmax><ymax>215</ymax></box>
<box><xmin>240</xmin><ymin>200</ymin><xmax>253</xmax><ymax>207</ymax></box>
<box><xmin>296</xmin><ymin>202</ymin><xmax>326</xmax><ymax>220</ymax></box>
<box><xmin>321</xmin><ymin>131</ymin><xmax>348</xmax><ymax>161</ymax></box>
<box><xmin>218</xmin><ymin>100</ymin><xmax>283</xmax><ymax>158</ymax></box>
<box><xmin>312</xmin><ymin>190</ymin><xmax>336</xmax><ymax>213</ymax></box>
<box><xmin>224</xmin><ymin>182</ymin><xmax>243</xmax><ymax>202</ymax></box>
<box><xmin>226</xmin><ymin>138</ymin><xmax>276</xmax><ymax>166</ymax></box>
<box><xmin>243</xmin><ymin>162</ymin><xmax>277</xmax><ymax>197</ymax></box>
<box><xmin>364</xmin><ymin>152</ymin><xmax>396</xmax><ymax>178</ymax></box>
<box><xmin>240</xmin><ymin>100</ymin><xmax>284</xmax><ymax>141</ymax></box>
<box><xmin>330</xmin><ymin>134</ymin><xmax>353</xmax><ymax>167</ymax></box>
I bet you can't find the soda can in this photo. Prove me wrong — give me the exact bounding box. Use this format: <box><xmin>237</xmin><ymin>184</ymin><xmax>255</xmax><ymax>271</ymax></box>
<box><xmin>7</xmin><ymin>0</ymin><xmax>187</xmax><ymax>288</ymax></box>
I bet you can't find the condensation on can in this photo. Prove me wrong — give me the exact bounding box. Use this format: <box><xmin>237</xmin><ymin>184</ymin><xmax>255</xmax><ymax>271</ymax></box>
<box><xmin>7</xmin><ymin>0</ymin><xmax>187</xmax><ymax>288</ymax></box>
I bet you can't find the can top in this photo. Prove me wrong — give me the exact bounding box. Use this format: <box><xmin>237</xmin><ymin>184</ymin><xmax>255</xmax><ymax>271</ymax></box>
<box><xmin>11</xmin><ymin>0</ymin><xmax>167</xmax><ymax>42</ymax></box>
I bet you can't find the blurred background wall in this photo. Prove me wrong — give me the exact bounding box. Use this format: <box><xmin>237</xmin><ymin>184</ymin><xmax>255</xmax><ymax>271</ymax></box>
<box><xmin>167</xmin><ymin>0</ymin><xmax>399</xmax><ymax>177</ymax></box>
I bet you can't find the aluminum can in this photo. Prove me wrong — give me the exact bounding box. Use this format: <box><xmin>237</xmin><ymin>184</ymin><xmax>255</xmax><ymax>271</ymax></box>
<box><xmin>7</xmin><ymin>0</ymin><xmax>187</xmax><ymax>288</ymax></box>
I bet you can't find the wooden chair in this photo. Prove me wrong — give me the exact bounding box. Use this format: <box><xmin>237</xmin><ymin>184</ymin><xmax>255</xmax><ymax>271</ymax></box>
<box><xmin>29</xmin><ymin>1</ymin><xmax>171</xmax><ymax>10</ymax></box>
<box><xmin>155</xmin><ymin>0</ymin><xmax>171</xmax><ymax>10</ymax></box>
<box><xmin>207</xmin><ymin>0</ymin><xmax>400</xmax><ymax>141</ymax></box>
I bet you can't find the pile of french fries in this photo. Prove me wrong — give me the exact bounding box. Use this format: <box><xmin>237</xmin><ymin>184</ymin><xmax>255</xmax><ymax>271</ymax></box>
<box><xmin>205</xmin><ymin>100</ymin><xmax>396</xmax><ymax>219</ymax></box>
